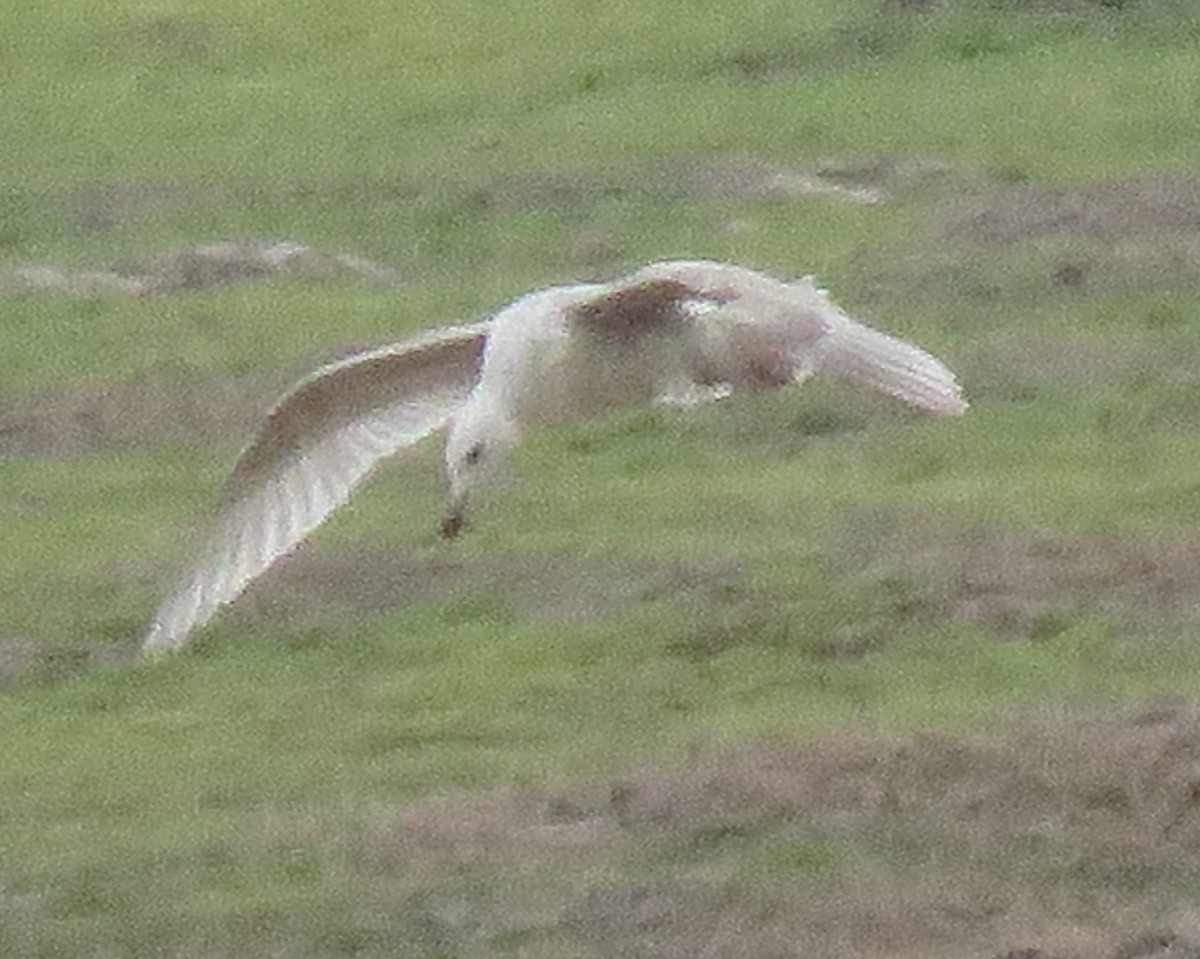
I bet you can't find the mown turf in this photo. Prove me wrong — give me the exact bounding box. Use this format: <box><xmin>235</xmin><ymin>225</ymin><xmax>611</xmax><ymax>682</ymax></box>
<box><xmin>4</xmin><ymin>1</ymin><xmax>1200</xmax><ymax>956</ymax></box>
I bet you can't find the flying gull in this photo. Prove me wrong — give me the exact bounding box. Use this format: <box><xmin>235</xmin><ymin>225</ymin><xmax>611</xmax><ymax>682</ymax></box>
<box><xmin>141</xmin><ymin>259</ymin><xmax>968</xmax><ymax>653</ymax></box>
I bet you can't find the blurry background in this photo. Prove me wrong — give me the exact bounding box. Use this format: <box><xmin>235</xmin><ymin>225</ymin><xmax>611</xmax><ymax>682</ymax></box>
<box><xmin>4</xmin><ymin>1</ymin><xmax>1200</xmax><ymax>956</ymax></box>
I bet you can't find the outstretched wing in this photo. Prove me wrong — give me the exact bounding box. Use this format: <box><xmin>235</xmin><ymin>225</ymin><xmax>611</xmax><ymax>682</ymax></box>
<box><xmin>141</xmin><ymin>323</ymin><xmax>489</xmax><ymax>654</ymax></box>
<box><xmin>807</xmin><ymin>306</ymin><xmax>968</xmax><ymax>415</ymax></box>
<box><xmin>630</xmin><ymin>259</ymin><xmax>967</xmax><ymax>415</ymax></box>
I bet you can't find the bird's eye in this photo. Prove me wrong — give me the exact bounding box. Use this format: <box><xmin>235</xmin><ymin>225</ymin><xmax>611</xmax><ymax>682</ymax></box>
<box><xmin>465</xmin><ymin>442</ymin><xmax>485</xmax><ymax>466</ymax></box>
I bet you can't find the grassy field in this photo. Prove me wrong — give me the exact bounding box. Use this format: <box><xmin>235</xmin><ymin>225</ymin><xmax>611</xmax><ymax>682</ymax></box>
<box><xmin>5</xmin><ymin>0</ymin><xmax>1200</xmax><ymax>955</ymax></box>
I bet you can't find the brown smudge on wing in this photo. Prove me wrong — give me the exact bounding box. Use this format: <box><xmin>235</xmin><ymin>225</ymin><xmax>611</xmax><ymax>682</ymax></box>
<box><xmin>572</xmin><ymin>278</ymin><xmax>697</xmax><ymax>344</ymax></box>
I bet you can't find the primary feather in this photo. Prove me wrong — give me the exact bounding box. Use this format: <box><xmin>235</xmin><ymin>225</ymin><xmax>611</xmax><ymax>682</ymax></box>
<box><xmin>142</xmin><ymin>325</ymin><xmax>487</xmax><ymax>653</ymax></box>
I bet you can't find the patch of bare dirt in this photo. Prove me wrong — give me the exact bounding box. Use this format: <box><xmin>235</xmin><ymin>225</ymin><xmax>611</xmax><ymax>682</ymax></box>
<box><xmin>70</xmin><ymin>178</ymin><xmax>217</xmax><ymax>233</ymax></box>
<box><xmin>234</xmin><ymin>546</ymin><xmax>743</xmax><ymax>630</ymax></box>
<box><xmin>0</xmin><ymin>266</ymin><xmax>149</xmax><ymax>298</ymax></box>
<box><xmin>943</xmin><ymin>177</ymin><xmax>1200</xmax><ymax>247</ymax></box>
<box><xmin>112</xmin><ymin>240</ymin><xmax>402</xmax><ymax>292</ymax></box>
<box><xmin>845</xmin><ymin>175</ymin><xmax>1200</xmax><ymax>304</ymax></box>
<box><xmin>884</xmin><ymin>0</ymin><xmax>1144</xmax><ymax>11</ymax></box>
<box><xmin>0</xmin><ymin>240</ymin><xmax>402</xmax><ymax>298</ymax></box>
<box><xmin>0</xmin><ymin>331</ymin><xmax>443</xmax><ymax>458</ymax></box>
<box><xmin>662</xmin><ymin>160</ymin><xmax>886</xmax><ymax>206</ymax></box>
<box><xmin>359</xmin><ymin>705</ymin><xmax>1200</xmax><ymax>957</ymax></box>
<box><xmin>0</xmin><ymin>636</ymin><xmax>135</xmax><ymax>689</ymax></box>
<box><xmin>454</xmin><ymin>161</ymin><xmax>894</xmax><ymax>221</ymax></box>
<box><xmin>831</xmin><ymin>518</ymin><xmax>1200</xmax><ymax>640</ymax></box>
<box><xmin>0</xmin><ymin>371</ymin><xmax>275</xmax><ymax>458</ymax></box>
<box><xmin>962</xmin><ymin>337</ymin><xmax>1153</xmax><ymax>403</ymax></box>
<box><xmin>473</xmin><ymin>172</ymin><xmax>614</xmax><ymax>215</ymax></box>
<box><xmin>0</xmin><ymin>637</ymin><xmax>37</xmax><ymax>688</ymax></box>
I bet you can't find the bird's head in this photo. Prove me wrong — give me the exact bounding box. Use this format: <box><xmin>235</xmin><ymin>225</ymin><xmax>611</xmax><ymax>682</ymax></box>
<box><xmin>440</xmin><ymin>402</ymin><xmax>520</xmax><ymax>538</ymax></box>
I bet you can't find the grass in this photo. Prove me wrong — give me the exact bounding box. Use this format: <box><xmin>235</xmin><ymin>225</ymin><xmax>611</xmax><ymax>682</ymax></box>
<box><xmin>5</xmin><ymin>0</ymin><xmax>1200</xmax><ymax>955</ymax></box>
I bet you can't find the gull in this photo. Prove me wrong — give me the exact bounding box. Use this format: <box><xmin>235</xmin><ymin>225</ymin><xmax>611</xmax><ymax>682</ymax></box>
<box><xmin>141</xmin><ymin>259</ymin><xmax>967</xmax><ymax>653</ymax></box>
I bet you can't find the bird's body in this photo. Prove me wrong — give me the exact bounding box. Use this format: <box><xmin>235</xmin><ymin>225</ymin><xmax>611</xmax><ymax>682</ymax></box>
<box><xmin>141</xmin><ymin>259</ymin><xmax>967</xmax><ymax>654</ymax></box>
<box><xmin>467</xmin><ymin>278</ymin><xmax>698</xmax><ymax>427</ymax></box>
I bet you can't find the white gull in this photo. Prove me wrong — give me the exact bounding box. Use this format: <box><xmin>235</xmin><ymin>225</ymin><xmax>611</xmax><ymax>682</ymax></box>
<box><xmin>141</xmin><ymin>259</ymin><xmax>968</xmax><ymax>653</ymax></box>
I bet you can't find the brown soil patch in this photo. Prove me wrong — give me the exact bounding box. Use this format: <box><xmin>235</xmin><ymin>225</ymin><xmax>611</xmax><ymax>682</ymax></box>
<box><xmin>174</xmin><ymin>509</ymin><xmax>1179</xmax><ymax>663</ymax></box>
<box><xmin>1</xmin><ymin>240</ymin><xmax>403</xmax><ymax>297</ymax></box>
<box><xmin>70</xmin><ymin>178</ymin><xmax>216</xmax><ymax>233</ymax></box>
<box><xmin>0</xmin><ymin>266</ymin><xmax>148</xmax><ymax>298</ymax></box>
<box><xmin>449</xmin><ymin>161</ymin><xmax>892</xmax><ymax>223</ymax></box>
<box><xmin>662</xmin><ymin>160</ymin><xmax>886</xmax><ymax>206</ymax></box>
<box><xmin>361</xmin><ymin>705</ymin><xmax>1200</xmax><ymax>958</ymax></box>
<box><xmin>832</xmin><ymin>518</ymin><xmax>1200</xmax><ymax>640</ymax></box>
<box><xmin>111</xmin><ymin>240</ymin><xmax>402</xmax><ymax>292</ymax></box>
<box><xmin>0</xmin><ymin>371</ymin><xmax>276</xmax><ymax>458</ymax></box>
<box><xmin>234</xmin><ymin>545</ymin><xmax>742</xmax><ymax>631</ymax></box>
<box><xmin>0</xmin><ymin>636</ymin><xmax>39</xmax><ymax>688</ymax></box>
<box><xmin>943</xmin><ymin>177</ymin><xmax>1200</xmax><ymax>247</ymax></box>
<box><xmin>850</xmin><ymin>175</ymin><xmax>1200</xmax><ymax>306</ymax></box>
<box><xmin>0</xmin><ymin>636</ymin><xmax>135</xmax><ymax>689</ymax></box>
<box><xmin>962</xmin><ymin>337</ymin><xmax>1153</xmax><ymax>404</ymax></box>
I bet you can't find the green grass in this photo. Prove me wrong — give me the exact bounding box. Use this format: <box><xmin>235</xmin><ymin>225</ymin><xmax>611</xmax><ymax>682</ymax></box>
<box><xmin>5</xmin><ymin>0</ymin><xmax>1200</xmax><ymax>955</ymax></box>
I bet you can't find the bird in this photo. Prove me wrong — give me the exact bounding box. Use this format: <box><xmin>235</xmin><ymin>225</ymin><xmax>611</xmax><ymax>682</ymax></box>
<box><xmin>140</xmin><ymin>259</ymin><xmax>968</xmax><ymax>654</ymax></box>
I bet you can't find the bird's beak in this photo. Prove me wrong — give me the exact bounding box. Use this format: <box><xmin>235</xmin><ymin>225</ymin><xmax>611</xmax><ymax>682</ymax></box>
<box><xmin>439</xmin><ymin>498</ymin><xmax>468</xmax><ymax>539</ymax></box>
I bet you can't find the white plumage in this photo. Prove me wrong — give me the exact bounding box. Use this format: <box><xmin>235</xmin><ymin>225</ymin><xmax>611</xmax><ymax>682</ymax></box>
<box><xmin>141</xmin><ymin>259</ymin><xmax>967</xmax><ymax>653</ymax></box>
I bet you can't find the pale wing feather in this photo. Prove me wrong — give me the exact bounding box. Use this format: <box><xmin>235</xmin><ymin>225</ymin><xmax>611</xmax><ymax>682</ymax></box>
<box><xmin>631</xmin><ymin>260</ymin><xmax>966</xmax><ymax>415</ymax></box>
<box><xmin>141</xmin><ymin>324</ymin><xmax>488</xmax><ymax>654</ymax></box>
<box><xmin>812</xmin><ymin>317</ymin><xmax>968</xmax><ymax>415</ymax></box>
<box><xmin>773</xmin><ymin>279</ymin><xmax>966</xmax><ymax>415</ymax></box>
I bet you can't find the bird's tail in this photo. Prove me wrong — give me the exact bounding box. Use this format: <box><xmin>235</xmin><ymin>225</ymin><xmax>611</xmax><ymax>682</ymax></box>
<box><xmin>817</xmin><ymin>321</ymin><xmax>968</xmax><ymax>416</ymax></box>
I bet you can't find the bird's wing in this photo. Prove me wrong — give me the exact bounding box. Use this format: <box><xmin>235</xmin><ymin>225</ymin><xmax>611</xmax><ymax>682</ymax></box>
<box><xmin>630</xmin><ymin>259</ymin><xmax>967</xmax><ymax>415</ymax></box>
<box><xmin>806</xmin><ymin>301</ymin><xmax>968</xmax><ymax>415</ymax></box>
<box><xmin>141</xmin><ymin>323</ymin><xmax>489</xmax><ymax>654</ymax></box>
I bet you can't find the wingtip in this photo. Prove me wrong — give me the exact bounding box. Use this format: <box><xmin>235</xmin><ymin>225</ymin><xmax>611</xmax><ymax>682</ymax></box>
<box><xmin>139</xmin><ymin>620</ymin><xmax>180</xmax><ymax>657</ymax></box>
<box><xmin>932</xmin><ymin>390</ymin><xmax>970</xmax><ymax>417</ymax></box>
